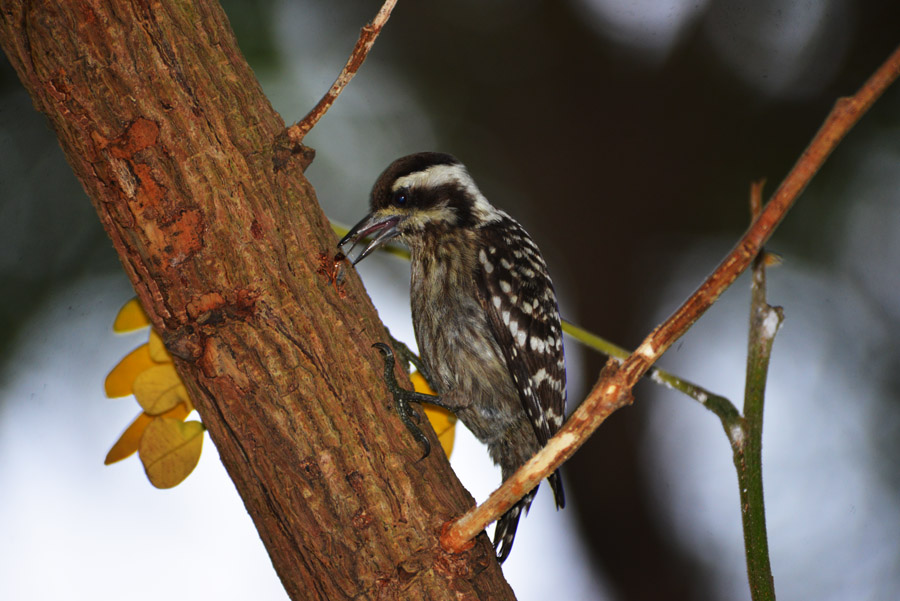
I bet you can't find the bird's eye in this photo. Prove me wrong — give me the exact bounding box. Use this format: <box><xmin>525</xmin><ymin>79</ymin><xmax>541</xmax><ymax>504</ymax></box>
<box><xmin>394</xmin><ymin>191</ymin><xmax>408</xmax><ymax>206</ymax></box>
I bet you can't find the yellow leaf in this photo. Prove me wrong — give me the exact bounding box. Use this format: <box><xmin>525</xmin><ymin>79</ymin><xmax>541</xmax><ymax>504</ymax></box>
<box><xmin>423</xmin><ymin>404</ymin><xmax>456</xmax><ymax>458</ymax></box>
<box><xmin>133</xmin><ymin>364</ymin><xmax>190</xmax><ymax>415</ymax></box>
<box><xmin>147</xmin><ymin>329</ymin><xmax>172</xmax><ymax>363</ymax></box>
<box><xmin>763</xmin><ymin>250</ymin><xmax>783</xmax><ymax>267</ymax></box>
<box><xmin>139</xmin><ymin>418</ymin><xmax>205</xmax><ymax>489</ymax></box>
<box><xmin>105</xmin><ymin>344</ymin><xmax>155</xmax><ymax>398</ymax></box>
<box><xmin>113</xmin><ymin>298</ymin><xmax>151</xmax><ymax>333</ymax></box>
<box><xmin>410</xmin><ymin>371</ymin><xmax>457</xmax><ymax>458</ymax></box>
<box><xmin>409</xmin><ymin>371</ymin><xmax>436</xmax><ymax>396</ymax></box>
<box><xmin>104</xmin><ymin>403</ymin><xmax>191</xmax><ymax>465</ymax></box>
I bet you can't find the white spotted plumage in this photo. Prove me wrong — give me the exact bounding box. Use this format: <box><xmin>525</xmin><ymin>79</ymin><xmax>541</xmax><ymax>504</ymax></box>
<box><xmin>476</xmin><ymin>210</ymin><xmax>567</xmax><ymax>453</ymax></box>
<box><xmin>342</xmin><ymin>152</ymin><xmax>566</xmax><ymax>564</ymax></box>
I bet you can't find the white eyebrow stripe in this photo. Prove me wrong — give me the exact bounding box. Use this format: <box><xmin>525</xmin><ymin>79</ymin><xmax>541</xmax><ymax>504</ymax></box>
<box><xmin>392</xmin><ymin>163</ymin><xmax>501</xmax><ymax>223</ymax></box>
<box><xmin>392</xmin><ymin>164</ymin><xmax>469</xmax><ymax>192</ymax></box>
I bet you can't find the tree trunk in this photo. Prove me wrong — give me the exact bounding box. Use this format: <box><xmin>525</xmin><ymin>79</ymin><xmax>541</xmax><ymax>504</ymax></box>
<box><xmin>0</xmin><ymin>1</ymin><xmax>515</xmax><ymax>599</ymax></box>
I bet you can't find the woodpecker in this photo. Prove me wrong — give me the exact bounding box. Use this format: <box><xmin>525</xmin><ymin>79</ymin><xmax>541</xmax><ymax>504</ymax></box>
<box><xmin>338</xmin><ymin>152</ymin><xmax>566</xmax><ymax>563</ymax></box>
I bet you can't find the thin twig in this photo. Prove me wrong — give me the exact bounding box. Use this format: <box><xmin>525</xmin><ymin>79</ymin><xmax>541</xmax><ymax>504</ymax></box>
<box><xmin>440</xmin><ymin>43</ymin><xmax>900</xmax><ymax>555</ymax></box>
<box><xmin>286</xmin><ymin>0</ymin><xmax>397</xmax><ymax>144</ymax></box>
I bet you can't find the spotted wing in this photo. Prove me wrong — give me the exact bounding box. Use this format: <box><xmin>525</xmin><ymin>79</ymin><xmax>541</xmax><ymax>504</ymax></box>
<box><xmin>475</xmin><ymin>215</ymin><xmax>567</xmax><ymax>451</ymax></box>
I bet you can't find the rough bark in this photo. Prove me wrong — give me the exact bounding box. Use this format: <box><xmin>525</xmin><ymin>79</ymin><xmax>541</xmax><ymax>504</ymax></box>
<box><xmin>0</xmin><ymin>1</ymin><xmax>515</xmax><ymax>599</ymax></box>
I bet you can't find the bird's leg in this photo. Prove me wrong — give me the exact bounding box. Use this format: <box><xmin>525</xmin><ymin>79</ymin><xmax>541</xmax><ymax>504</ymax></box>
<box><xmin>385</xmin><ymin>332</ymin><xmax>438</xmax><ymax>393</ymax></box>
<box><xmin>373</xmin><ymin>342</ymin><xmax>441</xmax><ymax>459</ymax></box>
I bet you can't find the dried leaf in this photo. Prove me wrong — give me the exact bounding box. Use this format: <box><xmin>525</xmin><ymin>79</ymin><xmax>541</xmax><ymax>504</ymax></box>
<box><xmin>133</xmin><ymin>364</ymin><xmax>190</xmax><ymax>415</ymax></box>
<box><xmin>139</xmin><ymin>418</ymin><xmax>205</xmax><ymax>489</ymax></box>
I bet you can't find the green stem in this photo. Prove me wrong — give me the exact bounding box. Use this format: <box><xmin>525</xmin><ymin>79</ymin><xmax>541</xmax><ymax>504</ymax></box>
<box><xmin>737</xmin><ymin>252</ymin><xmax>783</xmax><ymax>601</ymax></box>
<box><xmin>559</xmin><ymin>321</ymin><xmax>742</xmax><ymax>424</ymax></box>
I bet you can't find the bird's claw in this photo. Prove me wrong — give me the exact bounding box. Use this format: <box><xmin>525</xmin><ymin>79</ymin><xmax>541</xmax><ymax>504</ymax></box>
<box><xmin>373</xmin><ymin>343</ymin><xmax>432</xmax><ymax>459</ymax></box>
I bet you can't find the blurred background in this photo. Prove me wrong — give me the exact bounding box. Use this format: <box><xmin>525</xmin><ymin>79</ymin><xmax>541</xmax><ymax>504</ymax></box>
<box><xmin>2</xmin><ymin>1</ymin><xmax>899</xmax><ymax>599</ymax></box>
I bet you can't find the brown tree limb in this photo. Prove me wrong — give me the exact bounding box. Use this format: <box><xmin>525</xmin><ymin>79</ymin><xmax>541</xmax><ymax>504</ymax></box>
<box><xmin>441</xmin><ymin>42</ymin><xmax>900</xmax><ymax>554</ymax></box>
<box><xmin>0</xmin><ymin>1</ymin><xmax>512</xmax><ymax>599</ymax></box>
<box><xmin>286</xmin><ymin>0</ymin><xmax>397</xmax><ymax>145</ymax></box>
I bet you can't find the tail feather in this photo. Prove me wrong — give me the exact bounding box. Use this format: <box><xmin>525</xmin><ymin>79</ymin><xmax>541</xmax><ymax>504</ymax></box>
<box><xmin>493</xmin><ymin>490</ymin><xmax>535</xmax><ymax>563</ymax></box>
<box><xmin>549</xmin><ymin>468</ymin><xmax>565</xmax><ymax>510</ymax></box>
<box><xmin>493</xmin><ymin>469</ymin><xmax>565</xmax><ymax>563</ymax></box>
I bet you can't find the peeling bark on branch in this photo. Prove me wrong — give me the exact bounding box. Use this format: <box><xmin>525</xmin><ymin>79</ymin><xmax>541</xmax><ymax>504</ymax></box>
<box><xmin>0</xmin><ymin>1</ymin><xmax>514</xmax><ymax>599</ymax></box>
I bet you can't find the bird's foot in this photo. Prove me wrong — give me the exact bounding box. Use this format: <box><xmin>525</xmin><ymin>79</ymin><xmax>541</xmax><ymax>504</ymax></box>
<box><xmin>373</xmin><ymin>343</ymin><xmax>439</xmax><ymax>459</ymax></box>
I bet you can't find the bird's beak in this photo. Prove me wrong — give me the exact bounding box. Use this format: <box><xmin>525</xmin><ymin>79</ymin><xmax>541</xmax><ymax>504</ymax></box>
<box><xmin>338</xmin><ymin>211</ymin><xmax>404</xmax><ymax>265</ymax></box>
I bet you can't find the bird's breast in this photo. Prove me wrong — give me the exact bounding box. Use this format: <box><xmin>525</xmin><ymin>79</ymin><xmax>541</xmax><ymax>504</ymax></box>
<box><xmin>409</xmin><ymin>243</ymin><xmax>512</xmax><ymax>398</ymax></box>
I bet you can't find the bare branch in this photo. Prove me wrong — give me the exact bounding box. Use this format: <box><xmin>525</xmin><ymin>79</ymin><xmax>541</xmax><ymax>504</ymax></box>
<box><xmin>441</xmin><ymin>42</ymin><xmax>900</xmax><ymax>555</ymax></box>
<box><xmin>563</xmin><ymin>319</ymin><xmax>741</xmax><ymax>421</ymax></box>
<box><xmin>286</xmin><ymin>0</ymin><xmax>397</xmax><ymax>144</ymax></box>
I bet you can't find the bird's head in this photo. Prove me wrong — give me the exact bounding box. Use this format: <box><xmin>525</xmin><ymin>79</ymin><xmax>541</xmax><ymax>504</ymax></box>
<box><xmin>338</xmin><ymin>152</ymin><xmax>498</xmax><ymax>264</ymax></box>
